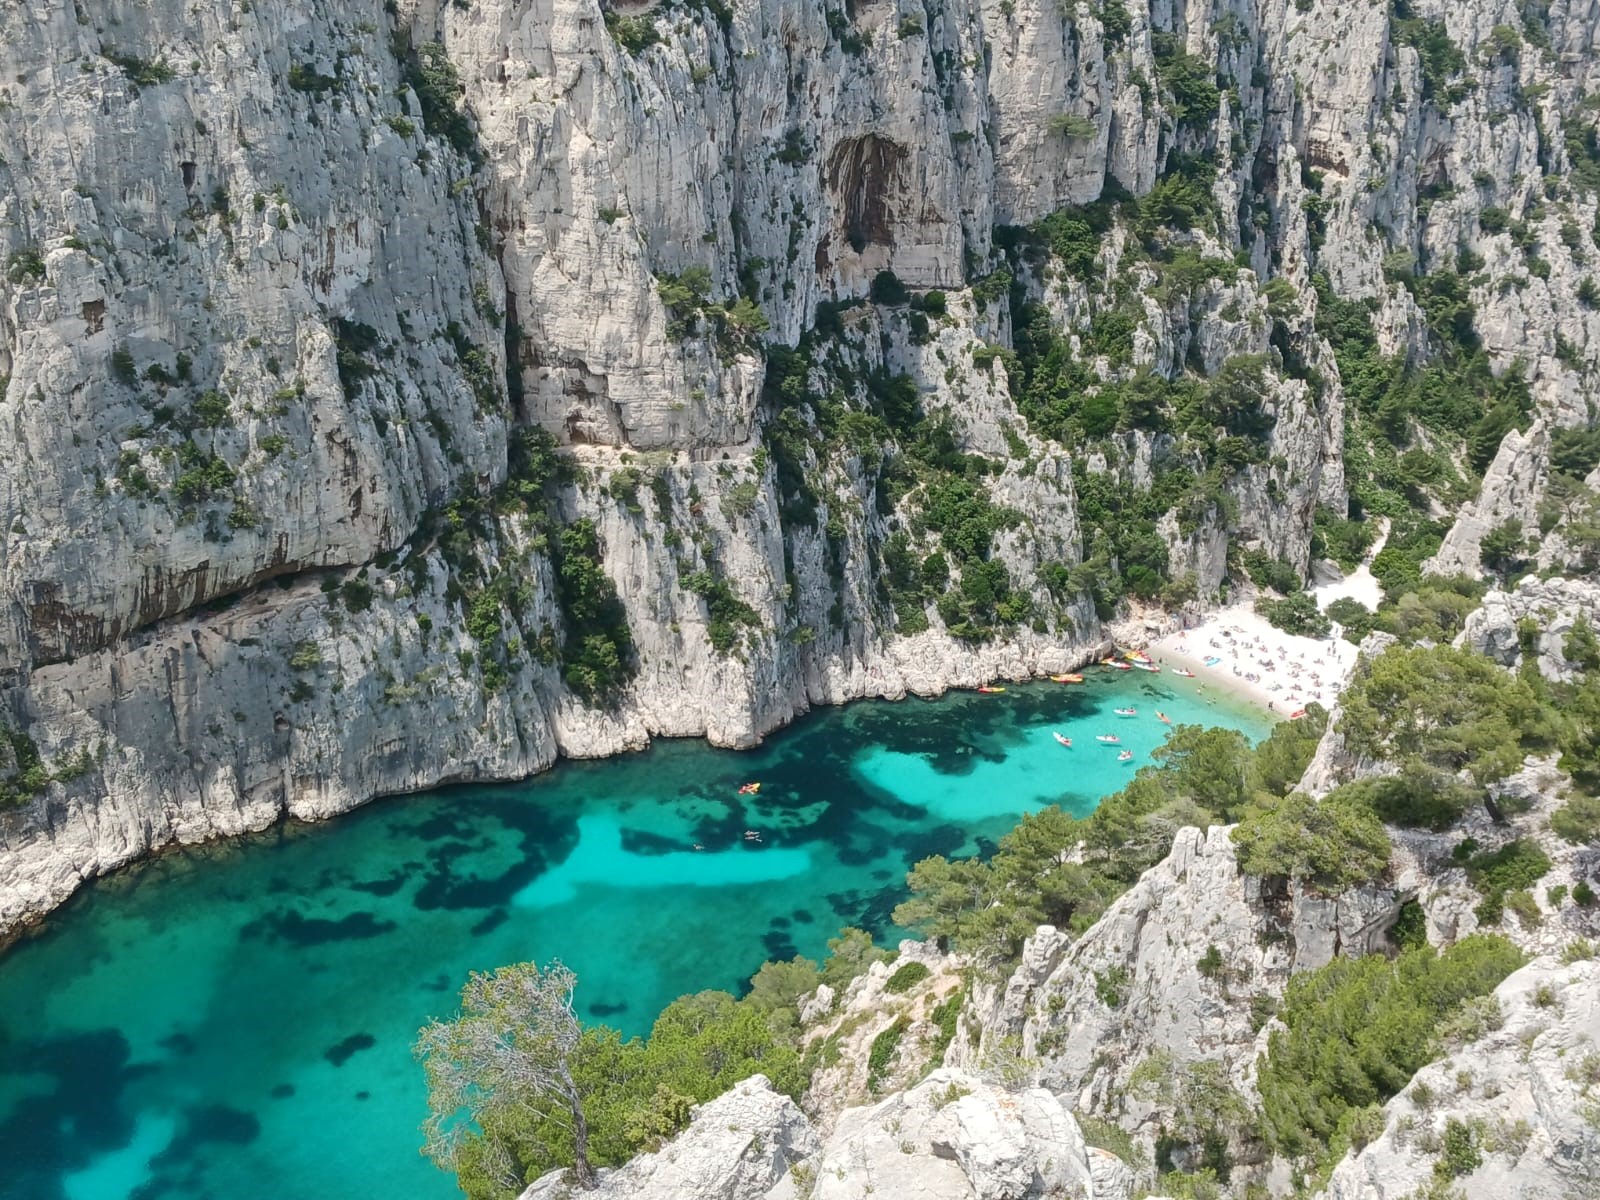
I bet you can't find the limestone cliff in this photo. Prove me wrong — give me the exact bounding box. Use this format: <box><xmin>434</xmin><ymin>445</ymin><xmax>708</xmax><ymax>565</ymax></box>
<box><xmin>4</xmin><ymin>0</ymin><xmax>1600</xmax><ymax>933</ymax></box>
<box><xmin>519</xmin><ymin>1067</ymin><xmax>1136</xmax><ymax>1200</ymax></box>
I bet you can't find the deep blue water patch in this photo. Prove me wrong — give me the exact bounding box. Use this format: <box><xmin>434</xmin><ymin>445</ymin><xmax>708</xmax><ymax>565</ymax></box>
<box><xmin>0</xmin><ymin>675</ymin><xmax>1265</xmax><ymax>1200</ymax></box>
<box><xmin>324</xmin><ymin>1035</ymin><xmax>378</xmax><ymax>1067</ymax></box>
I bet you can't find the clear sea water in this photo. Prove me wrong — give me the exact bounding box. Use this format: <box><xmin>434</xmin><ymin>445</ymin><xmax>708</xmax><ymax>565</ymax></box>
<box><xmin>0</xmin><ymin>674</ymin><xmax>1267</xmax><ymax>1200</ymax></box>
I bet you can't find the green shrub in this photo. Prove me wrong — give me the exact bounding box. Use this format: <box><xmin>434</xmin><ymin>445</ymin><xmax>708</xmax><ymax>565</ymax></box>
<box><xmin>193</xmin><ymin>390</ymin><xmax>231</xmax><ymax>427</ymax></box>
<box><xmin>884</xmin><ymin>961</ymin><xmax>931</xmax><ymax>994</ymax></box>
<box><xmin>104</xmin><ymin>50</ymin><xmax>176</xmax><ymax>87</ymax></box>
<box><xmin>1552</xmin><ymin>794</ymin><xmax>1600</xmax><ymax>844</ymax></box>
<box><xmin>1240</xmin><ymin>548</ymin><xmax>1301</xmax><ymax>594</ymax></box>
<box><xmin>1390</xmin><ymin>899</ymin><xmax>1429</xmax><ymax>949</ymax></box>
<box><xmin>1233</xmin><ymin>790</ymin><xmax>1391</xmax><ymax>890</ymax></box>
<box><xmin>406</xmin><ymin>41</ymin><xmax>477</xmax><ymax>158</ymax></box>
<box><xmin>1337</xmin><ymin>646</ymin><xmax>1557</xmax><ymax>786</ymax></box>
<box><xmin>1337</xmin><ymin>765</ymin><xmax>1483</xmax><ymax>831</ymax></box>
<box><xmin>1318</xmin><ymin>508</ymin><xmax>1382</xmax><ymax>576</ymax></box>
<box><xmin>287</xmin><ymin>62</ymin><xmax>338</xmax><ymax>93</ymax></box>
<box><xmin>1503</xmin><ymin>889</ymin><xmax>1541</xmax><ymax>926</ymax></box>
<box><xmin>1094</xmin><ymin>966</ymin><xmax>1129</xmax><ymax>1008</ymax></box>
<box><xmin>1464</xmin><ymin>839</ymin><xmax>1551</xmax><ymax>924</ymax></box>
<box><xmin>869</xmin><ymin>270</ymin><xmax>909</xmax><ymax>305</ymax></box>
<box><xmin>1255</xmin><ymin>592</ymin><xmax>1332</xmax><ymax>638</ymax></box>
<box><xmin>970</xmin><ymin>267</ymin><xmax>1012</xmax><ymax>307</ymax></box>
<box><xmin>1435</xmin><ymin>1118</ymin><xmax>1483</xmax><ymax>1178</ymax></box>
<box><xmin>1152</xmin><ymin>32</ymin><xmax>1220</xmax><ymax>130</ymax></box>
<box><xmin>112</xmin><ymin>346</ymin><xmax>139</xmax><ymax>386</ymax></box>
<box><xmin>867</xmin><ymin>1017</ymin><xmax>909</xmax><ymax>1091</ymax></box>
<box><xmin>925</xmin><ymin>987</ymin><xmax>963</xmax><ymax>1066</ymax></box>
<box><xmin>1326</xmin><ymin>597</ymin><xmax>1376</xmax><ymax>642</ymax></box>
<box><xmin>4</xmin><ymin>248</ymin><xmax>45</xmax><ymax>284</ymax></box>
<box><xmin>0</xmin><ymin>727</ymin><xmax>50</xmax><ymax>809</ymax></box>
<box><xmin>288</xmin><ymin>641</ymin><xmax>322</xmax><ymax>671</ymax></box>
<box><xmin>1390</xmin><ymin>9</ymin><xmax>1466</xmax><ymax>106</ymax></box>
<box><xmin>1097</xmin><ymin>0</ymin><xmax>1132</xmax><ymax>41</ymax></box>
<box><xmin>340</xmin><ymin>578</ymin><xmax>375</xmax><ymax>613</ymax></box>
<box><xmin>1258</xmin><ymin>935</ymin><xmax>1523</xmax><ymax>1168</ymax></box>
<box><xmin>1047</xmin><ymin>113</ymin><xmax>1098</xmax><ymax>139</ymax></box>
<box><xmin>333</xmin><ymin>319</ymin><xmax>382</xmax><ymax>398</ymax></box>
<box><xmin>1551</xmin><ymin>426</ymin><xmax>1600</xmax><ymax>478</ymax></box>
<box><xmin>172</xmin><ymin>452</ymin><xmax>235</xmax><ymax>503</ymax></box>
<box><xmin>605</xmin><ymin>11</ymin><xmax>661</xmax><ymax>54</ymax></box>
<box><xmin>683</xmin><ymin>569</ymin><xmax>761</xmax><ymax>655</ymax></box>
<box><xmin>554</xmin><ymin>519</ymin><xmax>635</xmax><ymax>700</ymax></box>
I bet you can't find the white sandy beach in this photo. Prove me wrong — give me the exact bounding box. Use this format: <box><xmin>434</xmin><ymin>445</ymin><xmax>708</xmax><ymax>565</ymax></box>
<box><xmin>1145</xmin><ymin>610</ymin><xmax>1357</xmax><ymax>716</ymax></box>
<box><xmin>1134</xmin><ymin>523</ymin><xmax>1390</xmax><ymax>716</ymax></box>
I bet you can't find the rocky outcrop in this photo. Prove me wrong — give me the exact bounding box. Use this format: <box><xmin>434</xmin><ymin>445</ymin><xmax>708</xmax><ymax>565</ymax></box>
<box><xmin>521</xmin><ymin>1068</ymin><xmax>1133</xmax><ymax>1200</ymax></box>
<box><xmin>1461</xmin><ymin>575</ymin><xmax>1600</xmax><ymax>683</ymax></box>
<box><xmin>1318</xmin><ymin>958</ymin><xmax>1600</xmax><ymax>1200</ymax></box>
<box><xmin>965</xmin><ymin>827</ymin><xmax>1400</xmax><ymax>1128</ymax></box>
<box><xmin>1381</xmin><ymin>756</ymin><xmax>1600</xmax><ymax>960</ymax></box>
<box><xmin>800</xmin><ymin>938</ymin><xmax>967</xmax><ymax>1127</ymax></box>
<box><xmin>799</xmin><ymin>1068</ymin><xmax>1130</xmax><ymax>1200</ymax></box>
<box><xmin>521</xmin><ymin>1074</ymin><xmax>817</xmax><ymax>1200</ymax></box>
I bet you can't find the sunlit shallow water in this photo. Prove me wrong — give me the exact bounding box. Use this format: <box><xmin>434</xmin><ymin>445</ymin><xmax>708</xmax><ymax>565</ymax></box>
<box><xmin>0</xmin><ymin>674</ymin><xmax>1267</xmax><ymax>1200</ymax></box>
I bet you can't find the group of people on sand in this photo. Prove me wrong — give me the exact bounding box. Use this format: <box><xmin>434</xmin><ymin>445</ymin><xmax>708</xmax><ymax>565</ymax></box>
<box><xmin>1178</xmin><ymin>623</ymin><xmax>1338</xmax><ymax>708</ymax></box>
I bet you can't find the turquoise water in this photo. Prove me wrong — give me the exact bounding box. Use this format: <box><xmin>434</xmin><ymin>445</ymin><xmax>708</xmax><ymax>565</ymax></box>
<box><xmin>0</xmin><ymin>674</ymin><xmax>1266</xmax><ymax>1200</ymax></box>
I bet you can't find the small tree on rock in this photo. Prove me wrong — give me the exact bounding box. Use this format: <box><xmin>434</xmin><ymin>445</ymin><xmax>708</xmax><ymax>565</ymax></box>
<box><xmin>415</xmin><ymin>960</ymin><xmax>598</xmax><ymax>1191</ymax></box>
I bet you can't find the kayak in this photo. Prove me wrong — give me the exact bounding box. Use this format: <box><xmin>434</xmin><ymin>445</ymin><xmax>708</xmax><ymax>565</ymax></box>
<box><xmin>977</xmin><ymin>685</ymin><xmax>1006</xmax><ymax>694</ymax></box>
<box><xmin>1117</xmin><ymin>750</ymin><xmax>1135</xmax><ymax>762</ymax></box>
<box><xmin>1289</xmin><ymin>709</ymin><xmax>1307</xmax><ymax>719</ymax></box>
<box><xmin>1095</xmin><ymin>734</ymin><xmax>1121</xmax><ymax>744</ymax></box>
<box><xmin>1123</xmin><ymin>650</ymin><xmax>1151</xmax><ymax>663</ymax></box>
<box><xmin>1203</xmin><ymin>656</ymin><xmax>1222</xmax><ymax>667</ymax></box>
<box><xmin>1172</xmin><ymin>668</ymin><xmax>1196</xmax><ymax>678</ymax></box>
<box><xmin>1050</xmin><ymin>673</ymin><xmax>1085</xmax><ymax>684</ymax></box>
<box><xmin>1114</xmin><ymin>707</ymin><xmax>1137</xmax><ymax>717</ymax></box>
<box><xmin>737</xmin><ymin>782</ymin><xmax>761</xmax><ymax>795</ymax></box>
<box><xmin>1156</xmin><ymin>711</ymin><xmax>1173</xmax><ymax>724</ymax></box>
<box><xmin>1102</xmin><ymin>660</ymin><xmax>1133</xmax><ymax>671</ymax></box>
<box><xmin>1052</xmin><ymin>732</ymin><xmax>1072</xmax><ymax>748</ymax></box>
<box><xmin>1131</xmin><ymin>661</ymin><xmax>1160</xmax><ymax>673</ymax></box>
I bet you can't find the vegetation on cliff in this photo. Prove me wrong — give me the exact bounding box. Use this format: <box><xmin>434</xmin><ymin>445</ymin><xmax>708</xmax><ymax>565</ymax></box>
<box><xmin>417</xmin><ymin>931</ymin><xmax>888</xmax><ymax>1199</ymax></box>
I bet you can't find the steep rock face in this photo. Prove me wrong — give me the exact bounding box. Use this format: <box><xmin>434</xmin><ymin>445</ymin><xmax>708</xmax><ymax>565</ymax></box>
<box><xmin>1425</xmin><ymin>423</ymin><xmax>1550</xmax><ymax>578</ymax></box>
<box><xmin>1318</xmin><ymin>958</ymin><xmax>1600</xmax><ymax>1200</ymax></box>
<box><xmin>962</xmin><ymin>827</ymin><xmax>1399</xmax><ymax>1123</ymax></box>
<box><xmin>5</xmin><ymin>0</ymin><xmax>1600</xmax><ymax>934</ymax></box>
<box><xmin>0</xmin><ymin>1</ymin><xmax>507</xmax><ymax>671</ymax></box>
